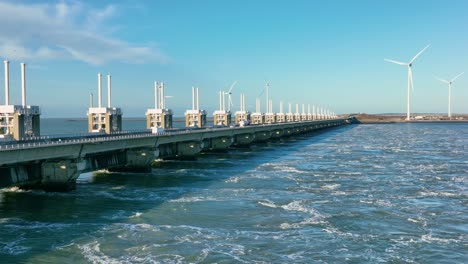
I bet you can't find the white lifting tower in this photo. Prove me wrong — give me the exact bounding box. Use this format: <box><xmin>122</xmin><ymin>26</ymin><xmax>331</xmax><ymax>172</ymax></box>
<box><xmin>213</xmin><ymin>90</ymin><xmax>231</xmax><ymax>126</ymax></box>
<box><xmin>185</xmin><ymin>87</ymin><xmax>206</xmax><ymax>128</ymax></box>
<box><xmin>250</xmin><ymin>98</ymin><xmax>265</xmax><ymax>124</ymax></box>
<box><xmin>146</xmin><ymin>81</ymin><xmax>173</xmax><ymax>133</ymax></box>
<box><xmin>265</xmin><ymin>99</ymin><xmax>276</xmax><ymax>124</ymax></box>
<box><xmin>235</xmin><ymin>93</ymin><xmax>250</xmax><ymax>126</ymax></box>
<box><xmin>286</xmin><ymin>103</ymin><xmax>294</xmax><ymax>122</ymax></box>
<box><xmin>276</xmin><ymin>101</ymin><xmax>286</xmax><ymax>123</ymax></box>
<box><xmin>87</xmin><ymin>73</ymin><xmax>122</xmax><ymax>134</ymax></box>
<box><xmin>0</xmin><ymin>61</ymin><xmax>40</xmax><ymax>140</ymax></box>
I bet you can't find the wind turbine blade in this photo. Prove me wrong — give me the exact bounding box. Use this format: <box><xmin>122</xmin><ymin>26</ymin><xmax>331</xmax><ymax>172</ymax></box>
<box><xmin>384</xmin><ymin>59</ymin><xmax>407</xmax><ymax>66</ymax></box>
<box><xmin>434</xmin><ymin>76</ymin><xmax>449</xmax><ymax>84</ymax></box>
<box><xmin>450</xmin><ymin>72</ymin><xmax>464</xmax><ymax>82</ymax></box>
<box><xmin>258</xmin><ymin>87</ymin><xmax>265</xmax><ymax>97</ymax></box>
<box><xmin>228</xmin><ymin>80</ymin><xmax>237</xmax><ymax>93</ymax></box>
<box><xmin>409</xmin><ymin>44</ymin><xmax>430</xmax><ymax>64</ymax></box>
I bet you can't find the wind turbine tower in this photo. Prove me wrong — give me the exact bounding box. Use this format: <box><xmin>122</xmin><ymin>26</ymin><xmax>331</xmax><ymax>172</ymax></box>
<box><xmin>435</xmin><ymin>72</ymin><xmax>464</xmax><ymax>119</ymax></box>
<box><xmin>225</xmin><ymin>80</ymin><xmax>237</xmax><ymax>112</ymax></box>
<box><xmin>385</xmin><ymin>44</ymin><xmax>430</xmax><ymax>120</ymax></box>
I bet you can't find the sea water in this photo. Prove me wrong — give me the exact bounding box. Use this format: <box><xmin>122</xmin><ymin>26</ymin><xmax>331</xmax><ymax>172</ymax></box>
<box><xmin>0</xmin><ymin>121</ymin><xmax>467</xmax><ymax>263</ymax></box>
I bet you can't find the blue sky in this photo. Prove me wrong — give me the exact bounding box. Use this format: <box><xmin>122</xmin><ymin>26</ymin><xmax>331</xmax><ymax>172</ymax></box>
<box><xmin>1</xmin><ymin>0</ymin><xmax>467</xmax><ymax>117</ymax></box>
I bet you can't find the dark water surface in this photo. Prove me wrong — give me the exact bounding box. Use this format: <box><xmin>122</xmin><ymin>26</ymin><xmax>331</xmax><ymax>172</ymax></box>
<box><xmin>1</xmin><ymin>122</ymin><xmax>467</xmax><ymax>263</ymax></box>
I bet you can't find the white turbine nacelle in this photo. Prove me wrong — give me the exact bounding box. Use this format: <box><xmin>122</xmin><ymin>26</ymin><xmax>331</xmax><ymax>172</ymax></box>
<box><xmin>435</xmin><ymin>72</ymin><xmax>464</xmax><ymax>119</ymax></box>
<box><xmin>385</xmin><ymin>44</ymin><xmax>430</xmax><ymax>120</ymax></box>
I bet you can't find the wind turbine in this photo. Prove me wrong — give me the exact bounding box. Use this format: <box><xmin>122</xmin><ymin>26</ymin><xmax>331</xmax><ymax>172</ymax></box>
<box><xmin>257</xmin><ymin>81</ymin><xmax>270</xmax><ymax>113</ymax></box>
<box><xmin>435</xmin><ymin>72</ymin><xmax>464</xmax><ymax>119</ymax></box>
<box><xmin>265</xmin><ymin>81</ymin><xmax>270</xmax><ymax>113</ymax></box>
<box><xmin>385</xmin><ymin>44</ymin><xmax>430</xmax><ymax>120</ymax></box>
<box><xmin>224</xmin><ymin>80</ymin><xmax>237</xmax><ymax>112</ymax></box>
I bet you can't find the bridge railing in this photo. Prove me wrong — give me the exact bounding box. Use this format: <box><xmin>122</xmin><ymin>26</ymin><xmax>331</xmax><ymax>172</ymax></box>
<box><xmin>0</xmin><ymin>127</ymin><xmax>210</xmax><ymax>151</ymax></box>
<box><xmin>0</xmin><ymin>120</ymin><xmax>342</xmax><ymax>151</ymax></box>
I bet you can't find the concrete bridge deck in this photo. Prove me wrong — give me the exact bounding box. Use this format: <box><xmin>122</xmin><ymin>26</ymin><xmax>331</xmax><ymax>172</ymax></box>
<box><xmin>0</xmin><ymin>119</ymin><xmax>347</xmax><ymax>191</ymax></box>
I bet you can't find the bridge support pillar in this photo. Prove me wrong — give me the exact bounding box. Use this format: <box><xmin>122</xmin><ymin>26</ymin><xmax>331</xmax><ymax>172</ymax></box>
<box><xmin>233</xmin><ymin>133</ymin><xmax>255</xmax><ymax>146</ymax></box>
<box><xmin>270</xmin><ymin>129</ymin><xmax>284</xmax><ymax>139</ymax></box>
<box><xmin>176</xmin><ymin>141</ymin><xmax>203</xmax><ymax>158</ymax></box>
<box><xmin>41</xmin><ymin>160</ymin><xmax>84</xmax><ymax>191</ymax></box>
<box><xmin>110</xmin><ymin>148</ymin><xmax>156</xmax><ymax>172</ymax></box>
<box><xmin>254</xmin><ymin>131</ymin><xmax>271</xmax><ymax>142</ymax></box>
<box><xmin>284</xmin><ymin>128</ymin><xmax>293</xmax><ymax>137</ymax></box>
<box><xmin>202</xmin><ymin>136</ymin><xmax>233</xmax><ymax>152</ymax></box>
<box><xmin>158</xmin><ymin>141</ymin><xmax>202</xmax><ymax>160</ymax></box>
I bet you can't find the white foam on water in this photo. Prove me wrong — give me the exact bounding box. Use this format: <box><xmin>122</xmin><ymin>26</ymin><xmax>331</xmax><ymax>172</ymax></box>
<box><xmin>102</xmin><ymin>210</ymin><xmax>127</xmax><ymax>220</ymax></box>
<box><xmin>3</xmin><ymin>220</ymin><xmax>74</xmax><ymax>231</ymax></box>
<box><xmin>209</xmin><ymin>244</ymin><xmax>249</xmax><ymax>263</ymax></box>
<box><xmin>257</xmin><ymin>200</ymin><xmax>278</xmax><ymax>208</ymax></box>
<box><xmin>110</xmin><ymin>185</ymin><xmax>125</xmax><ymax>190</ymax></box>
<box><xmin>225</xmin><ymin>176</ymin><xmax>241</xmax><ymax>183</ymax></box>
<box><xmin>246</xmin><ymin>171</ymin><xmax>271</xmax><ymax>179</ymax></box>
<box><xmin>322</xmin><ymin>183</ymin><xmax>341</xmax><ymax>190</ymax></box>
<box><xmin>332</xmin><ymin>191</ymin><xmax>348</xmax><ymax>196</ymax></box>
<box><xmin>323</xmin><ymin>226</ymin><xmax>359</xmax><ymax>238</ymax></box>
<box><xmin>374</xmin><ymin>199</ymin><xmax>394</xmax><ymax>207</ymax></box>
<box><xmin>0</xmin><ymin>186</ymin><xmax>30</xmax><ymax>193</ymax></box>
<box><xmin>169</xmin><ymin>195</ymin><xmax>223</xmax><ymax>203</ymax></box>
<box><xmin>277</xmin><ymin>166</ymin><xmax>306</xmax><ymax>175</ymax></box>
<box><xmin>261</xmin><ymin>200</ymin><xmax>330</xmax><ymax>229</ymax></box>
<box><xmin>123</xmin><ymin>223</ymin><xmax>158</xmax><ymax>233</ymax></box>
<box><xmin>390</xmin><ymin>232</ymin><xmax>463</xmax><ymax>247</ymax></box>
<box><xmin>95</xmin><ymin>190</ymin><xmax>165</xmax><ymax>202</ymax></box>
<box><xmin>407</xmin><ymin>217</ymin><xmax>427</xmax><ymax>227</ymax></box>
<box><xmin>129</xmin><ymin>212</ymin><xmax>143</xmax><ymax>218</ymax></box>
<box><xmin>286</xmin><ymin>251</ymin><xmax>306</xmax><ymax>261</ymax></box>
<box><xmin>419</xmin><ymin>191</ymin><xmax>459</xmax><ymax>198</ymax></box>
<box><xmin>0</xmin><ymin>238</ymin><xmax>31</xmax><ymax>255</ymax></box>
<box><xmin>338</xmin><ymin>171</ymin><xmax>362</xmax><ymax>176</ymax></box>
<box><xmin>78</xmin><ymin>241</ymin><xmax>123</xmax><ymax>264</ymax></box>
<box><xmin>421</xmin><ymin>233</ymin><xmax>461</xmax><ymax>244</ymax></box>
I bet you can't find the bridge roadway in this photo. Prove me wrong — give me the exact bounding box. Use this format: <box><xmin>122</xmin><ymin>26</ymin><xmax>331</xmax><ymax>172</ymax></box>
<box><xmin>0</xmin><ymin>119</ymin><xmax>347</xmax><ymax>191</ymax></box>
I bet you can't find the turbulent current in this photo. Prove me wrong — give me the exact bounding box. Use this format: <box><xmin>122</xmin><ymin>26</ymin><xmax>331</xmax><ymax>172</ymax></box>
<box><xmin>1</xmin><ymin>122</ymin><xmax>467</xmax><ymax>263</ymax></box>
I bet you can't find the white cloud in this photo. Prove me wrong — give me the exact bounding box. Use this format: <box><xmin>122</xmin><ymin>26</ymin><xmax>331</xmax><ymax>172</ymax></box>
<box><xmin>0</xmin><ymin>1</ymin><xmax>167</xmax><ymax>65</ymax></box>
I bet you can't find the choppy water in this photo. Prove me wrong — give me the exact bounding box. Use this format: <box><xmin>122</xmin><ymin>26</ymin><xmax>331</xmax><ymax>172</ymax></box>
<box><xmin>1</xmin><ymin>122</ymin><xmax>467</xmax><ymax>263</ymax></box>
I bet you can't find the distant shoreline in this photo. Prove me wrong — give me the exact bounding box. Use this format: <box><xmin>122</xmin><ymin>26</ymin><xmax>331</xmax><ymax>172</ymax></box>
<box><xmin>348</xmin><ymin>114</ymin><xmax>468</xmax><ymax>124</ymax></box>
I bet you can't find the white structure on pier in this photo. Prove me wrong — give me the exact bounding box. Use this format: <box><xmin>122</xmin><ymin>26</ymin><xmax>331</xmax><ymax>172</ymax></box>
<box><xmin>265</xmin><ymin>99</ymin><xmax>276</xmax><ymax>124</ymax></box>
<box><xmin>276</xmin><ymin>101</ymin><xmax>285</xmax><ymax>123</ymax></box>
<box><xmin>235</xmin><ymin>93</ymin><xmax>250</xmax><ymax>126</ymax></box>
<box><xmin>286</xmin><ymin>103</ymin><xmax>294</xmax><ymax>122</ymax></box>
<box><xmin>251</xmin><ymin>98</ymin><xmax>265</xmax><ymax>124</ymax></box>
<box><xmin>0</xmin><ymin>61</ymin><xmax>40</xmax><ymax>140</ymax></box>
<box><xmin>294</xmin><ymin>103</ymin><xmax>301</xmax><ymax>122</ymax></box>
<box><xmin>185</xmin><ymin>87</ymin><xmax>206</xmax><ymax>128</ymax></box>
<box><xmin>146</xmin><ymin>81</ymin><xmax>173</xmax><ymax>132</ymax></box>
<box><xmin>87</xmin><ymin>73</ymin><xmax>122</xmax><ymax>133</ymax></box>
<box><xmin>213</xmin><ymin>90</ymin><xmax>232</xmax><ymax>126</ymax></box>
<box><xmin>301</xmin><ymin>104</ymin><xmax>308</xmax><ymax>121</ymax></box>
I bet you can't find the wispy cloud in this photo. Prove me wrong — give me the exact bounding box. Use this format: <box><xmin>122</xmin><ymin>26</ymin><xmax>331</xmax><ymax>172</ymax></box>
<box><xmin>0</xmin><ymin>1</ymin><xmax>167</xmax><ymax>65</ymax></box>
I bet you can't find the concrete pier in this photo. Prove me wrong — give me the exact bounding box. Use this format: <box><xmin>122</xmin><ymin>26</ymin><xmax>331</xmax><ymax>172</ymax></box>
<box><xmin>0</xmin><ymin>119</ymin><xmax>347</xmax><ymax>191</ymax></box>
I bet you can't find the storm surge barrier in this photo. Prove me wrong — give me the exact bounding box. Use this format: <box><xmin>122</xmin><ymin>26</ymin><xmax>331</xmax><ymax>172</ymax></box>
<box><xmin>0</xmin><ymin>119</ymin><xmax>346</xmax><ymax>191</ymax></box>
